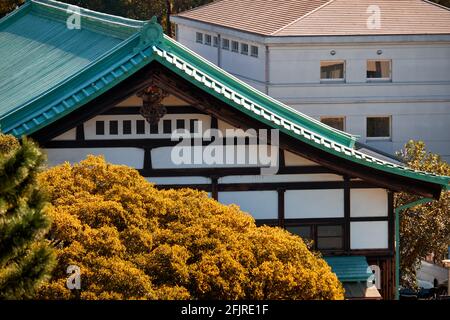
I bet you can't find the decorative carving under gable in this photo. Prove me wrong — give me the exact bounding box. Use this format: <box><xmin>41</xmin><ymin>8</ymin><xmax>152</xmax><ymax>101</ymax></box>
<box><xmin>137</xmin><ymin>85</ymin><xmax>169</xmax><ymax>124</ymax></box>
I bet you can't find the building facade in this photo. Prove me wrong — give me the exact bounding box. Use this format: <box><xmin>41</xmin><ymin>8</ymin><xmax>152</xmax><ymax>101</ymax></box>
<box><xmin>1</xmin><ymin>1</ymin><xmax>449</xmax><ymax>299</ymax></box>
<box><xmin>171</xmin><ymin>0</ymin><xmax>450</xmax><ymax>161</ymax></box>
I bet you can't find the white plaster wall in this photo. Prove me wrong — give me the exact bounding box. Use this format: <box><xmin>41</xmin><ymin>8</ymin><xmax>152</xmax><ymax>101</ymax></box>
<box><xmin>146</xmin><ymin>177</ymin><xmax>211</xmax><ymax>185</ymax></box>
<box><xmin>176</xmin><ymin>25</ymin><xmax>219</xmax><ymax>64</ymax></box>
<box><xmin>45</xmin><ymin>148</ymin><xmax>145</xmax><ymax>168</ymax></box>
<box><xmin>350</xmin><ymin>189</ymin><xmax>388</xmax><ymax>217</ymax></box>
<box><xmin>177</xmin><ymin>25</ymin><xmax>266</xmax><ymax>86</ymax></box>
<box><xmin>218</xmin><ymin>191</ymin><xmax>278</xmax><ymax>219</ymax></box>
<box><xmin>350</xmin><ymin>221</ymin><xmax>389</xmax><ymax>249</ymax></box>
<box><xmin>285</xmin><ymin>189</ymin><xmax>344</xmax><ymax>219</ymax></box>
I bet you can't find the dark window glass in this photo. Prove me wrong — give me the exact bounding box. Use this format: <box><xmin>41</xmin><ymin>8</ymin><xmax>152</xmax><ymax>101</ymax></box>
<box><xmin>196</xmin><ymin>32</ymin><xmax>203</xmax><ymax>44</ymax></box>
<box><xmin>317</xmin><ymin>225</ymin><xmax>343</xmax><ymax>250</ymax></box>
<box><xmin>96</xmin><ymin>121</ymin><xmax>104</xmax><ymax>135</ymax></box>
<box><xmin>231</xmin><ymin>41</ymin><xmax>239</xmax><ymax>52</ymax></box>
<box><xmin>320</xmin><ymin>61</ymin><xmax>345</xmax><ymax>80</ymax></box>
<box><xmin>321</xmin><ymin>117</ymin><xmax>345</xmax><ymax>131</ymax></box>
<box><xmin>163</xmin><ymin>120</ymin><xmax>172</xmax><ymax>134</ymax></box>
<box><xmin>150</xmin><ymin>123</ymin><xmax>158</xmax><ymax>134</ymax></box>
<box><xmin>367</xmin><ymin>117</ymin><xmax>390</xmax><ymax>138</ymax></box>
<box><xmin>109</xmin><ymin>120</ymin><xmax>118</xmax><ymax>135</ymax></box>
<box><xmin>136</xmin><ymin>120</ymin><xmax>145</xmax><ymax>134</ymax></box>
<box><xmin>176</xmin><ymin>119</ymin><xmax>185</xmax><ymax>130</ymax></box>
<box><xmin>286</xmin><ymin>226</ymin><xmax>312</xmax><ymax>240</ymax></box>
<box><xmin>241</xmin><ymin>43</ymin><xmax>248</xmax><ymax>55</ymax></box>
<box><xmin>213</xmin><ymin>36</ymin><xmax>219</xmax><ymax>47</ymax></box>
<box><xmin>222</xmin><ymin>39</ymin><xmax>229</xmax><ymax>50</ymax></box>
<box><xmin>190</xmin><ymin>119</ymin><xmax>198</xmax><ymax>133</ymax></box>
<box><xmin>123</xmin><ymin>120</ymin><xmax>132</xmax><ymax>134</ymax></box>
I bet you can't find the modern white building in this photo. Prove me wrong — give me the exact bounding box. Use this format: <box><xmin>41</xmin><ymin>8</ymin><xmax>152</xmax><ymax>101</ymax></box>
<box><xmin>171</xmin><ymin>0</ymin><xmax>450</xmax><ymax>161</ymax></box>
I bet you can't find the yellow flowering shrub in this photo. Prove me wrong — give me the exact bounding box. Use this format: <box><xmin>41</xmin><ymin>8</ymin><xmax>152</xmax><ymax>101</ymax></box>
<box><xmin>37</xmin><ymin>156</ymin><xmax>344</xmax><ymax>300</ymax></box>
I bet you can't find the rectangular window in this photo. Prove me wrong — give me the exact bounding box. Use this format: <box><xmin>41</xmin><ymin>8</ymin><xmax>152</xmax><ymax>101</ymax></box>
<box><xmin>123</xmin><ymin>120</ymin><xmax>132</xmax><ymax>135</ymax></box>
<box><xmin>231</xmin><ymin>41</ymin><xmax>239</xmax><ymax>52</ymax></box>
<box><xmin>367</xmin><ymin>117</ymin><xmax>391</xmax><ymax>139</ymax></box>
<box><xmin>96</xmin><ymin>121</ymin><xmax>104</xmax><ymax>135</ymax></box>
<box><xmin>213</xmin><ymin>36</ymin><xmax>219</xmax><ymax>47</ymax></box>
<box><xmin>196</xmin><ymin>32</ymin><xmax>203</xmax><ymax>44</ymax></box>
<box><xmin>176</xmin><ymin>119</ymin><xmax>185</xmax><ymax>130</ymax></box>
<box><xmin>136</xmin><ymin>120</ymin><xmax>145</xmax><ymax>134</ymax></box>
<box><xmin>241</xmin><ymin>43</ymin><xmax>248</xmax><ymax>55</ymax></box>
<box><xmin>321</xmin><ymin>117</ymin><xmax>345</xmax><ymax>131</ymax></box>
<box><xmin>251</xmin><ymin>45</ymin><xmax>259</xmax><ymax>58</ymax></box>
<box><xmin>286</xmin><ymin>226</ymin><xmax>312</xmax><ymax>241</ymax></box>
<box><xmin>316</xmin><ymin>225</ymin><xmax>343</xmax><ymax>250</ymax></box>
<box><xmin>222</xmin><ymin>38</ymin><xmax>229</xmax><ymax>50</ymax></box>
<box><xmin>367</xmin><ymin>60</ymin><xmax>391</xmax><ymax>80</ymax></box>
<box><xmin>109</xmin><ymin>120</ymin><xmax>118</xmax><ymax>135</ymax></box>
<box><xmin>204</xmin><ymin>34</ymin><xmax>212</xmax><ymax>46</ymax></box>
<box><xmin>163</xmin><ymin>120</ymin><xmax>172</xmax><ymax>134</ymax></box>
<box><xmin>190</xmin><ymin>119</ymin><xmax>198</xmax><ymax>134</ymax></box>
<box><xmin>150</xmin><ymin>123</ymin><xmax>158</xmax><ymax>134</ymax></box>
<box><xmin>320</xmin><ymin>60</ymin><xmax>345</xmax><ymax>80</ymax></box>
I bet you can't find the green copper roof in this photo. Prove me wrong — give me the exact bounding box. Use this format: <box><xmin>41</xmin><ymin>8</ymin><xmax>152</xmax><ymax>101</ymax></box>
<box><xmin>324</xmin><ymin>256</ymin><xmax>372</xmax><ymax>283</ymax></box>
<box><xmin>0</xmin><ymin>0</ymin><xmax>449</xmax><ymax>191</ymax></box>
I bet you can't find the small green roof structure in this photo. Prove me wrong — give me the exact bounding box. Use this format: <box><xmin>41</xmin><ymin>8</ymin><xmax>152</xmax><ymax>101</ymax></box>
<box><xmin>324</xmin><ymin>256</ymin><xmax>373</xmax><ymax>283</ymax></box>
<box><xmin>0</xmin><ymin>0</ymin><xmax>449</xmax><ymax>194</ymax></box>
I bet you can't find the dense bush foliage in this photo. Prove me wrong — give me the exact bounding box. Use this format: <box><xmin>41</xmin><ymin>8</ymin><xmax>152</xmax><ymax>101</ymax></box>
<box><xmin>0</xmin><ymin>134</ymin><xmax>55</xmax><ymax>299</ymax></box>
<box><xmin>396</xmin><ymin>140</ymin><xmax>450</xmax><ymax>288</ymax></box>
<box><xmin>37</xmin><ymin>156</ymin><xmax>344</xmax><ymax>300</ymax></box>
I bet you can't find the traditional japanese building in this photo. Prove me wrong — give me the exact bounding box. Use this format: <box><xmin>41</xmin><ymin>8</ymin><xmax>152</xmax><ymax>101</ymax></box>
<box><xmin>0</xmin><ymin>0</ymin><xmax>449</xmax><ymax>299</ymax></box>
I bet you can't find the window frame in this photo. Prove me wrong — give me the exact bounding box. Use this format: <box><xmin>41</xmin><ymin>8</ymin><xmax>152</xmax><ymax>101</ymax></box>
<box><xmin>95</xmin><ymin>121</ymin><xmax>105</xmax><ymax>135</ymax></box>
<box><xmin>320</xmin><ymin>116</ymin><xmax>346</xmax><ymax>131</ymax></box>
<box><xmin>366</xmin><ymin>59</ymin><xmax>392</xmax><ymax>82</ymax></box>
<box><xmin>123</xmin><ymin>120</ymin><xmax>132</xmax><ymax>135</ymax></box>
<box><xmin>231</xmin><ymin>40</ymin><xmax>239</xmax><ymax>53</ymax></box>
<box><xmin>109</xmin><ymin>120</ymin><xmax>118</xmax><ymax>135</ymax></box>
<box><xmin>240</xmin><ymin>43</ymin><xmax>249</xmax><ymax>55</ymax></box>
<box><xmin>136</xmin><ymin>120</ymin><xmax>145</xmax><ymax>135</ymax></box>
<box><xmin>195</xmin><ymin>32</ymin><xmax>203</xmax><ymax>44</ymax></box>
<box><xmin>204</xmin><ymin>34</ymin><xmax>212</xmax><ymax>46</ymax></box>
<box><xmin>222</xmin><ymin>38</ymin><xmax>230</xmax><ymax>50</ymax></box>
<box><xmin>284</xmin><ymin>220</ymin><xmax>345</xmax><ymax>253</ymax></box>
<box><xmin>366</xmin><ymin>116</ymin><xmax>392</xmax><ymax>140</ymax></box>
<box><xmin>213</xmin><ymin>36</ymin><xmax>219</xmax><ymax>47</ymax></box>
<box><xmin>320</xmin><ymin>60</ymin><xmax>346</xmax><ymax>82</ymax></box>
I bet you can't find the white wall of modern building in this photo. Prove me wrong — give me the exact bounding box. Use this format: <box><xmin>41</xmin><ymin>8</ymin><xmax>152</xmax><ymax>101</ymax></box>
<box><xmin>173</xmin><ymin>22</ymin><xmax>450</xmax><ymax>162</ymax></box>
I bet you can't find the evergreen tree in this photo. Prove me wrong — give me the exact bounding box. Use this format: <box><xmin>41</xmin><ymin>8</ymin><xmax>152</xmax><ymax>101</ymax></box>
<box><xmin>0</xmin><ymin>134</ymin><xmax>55</xmax><ymax>299</ymax></box>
